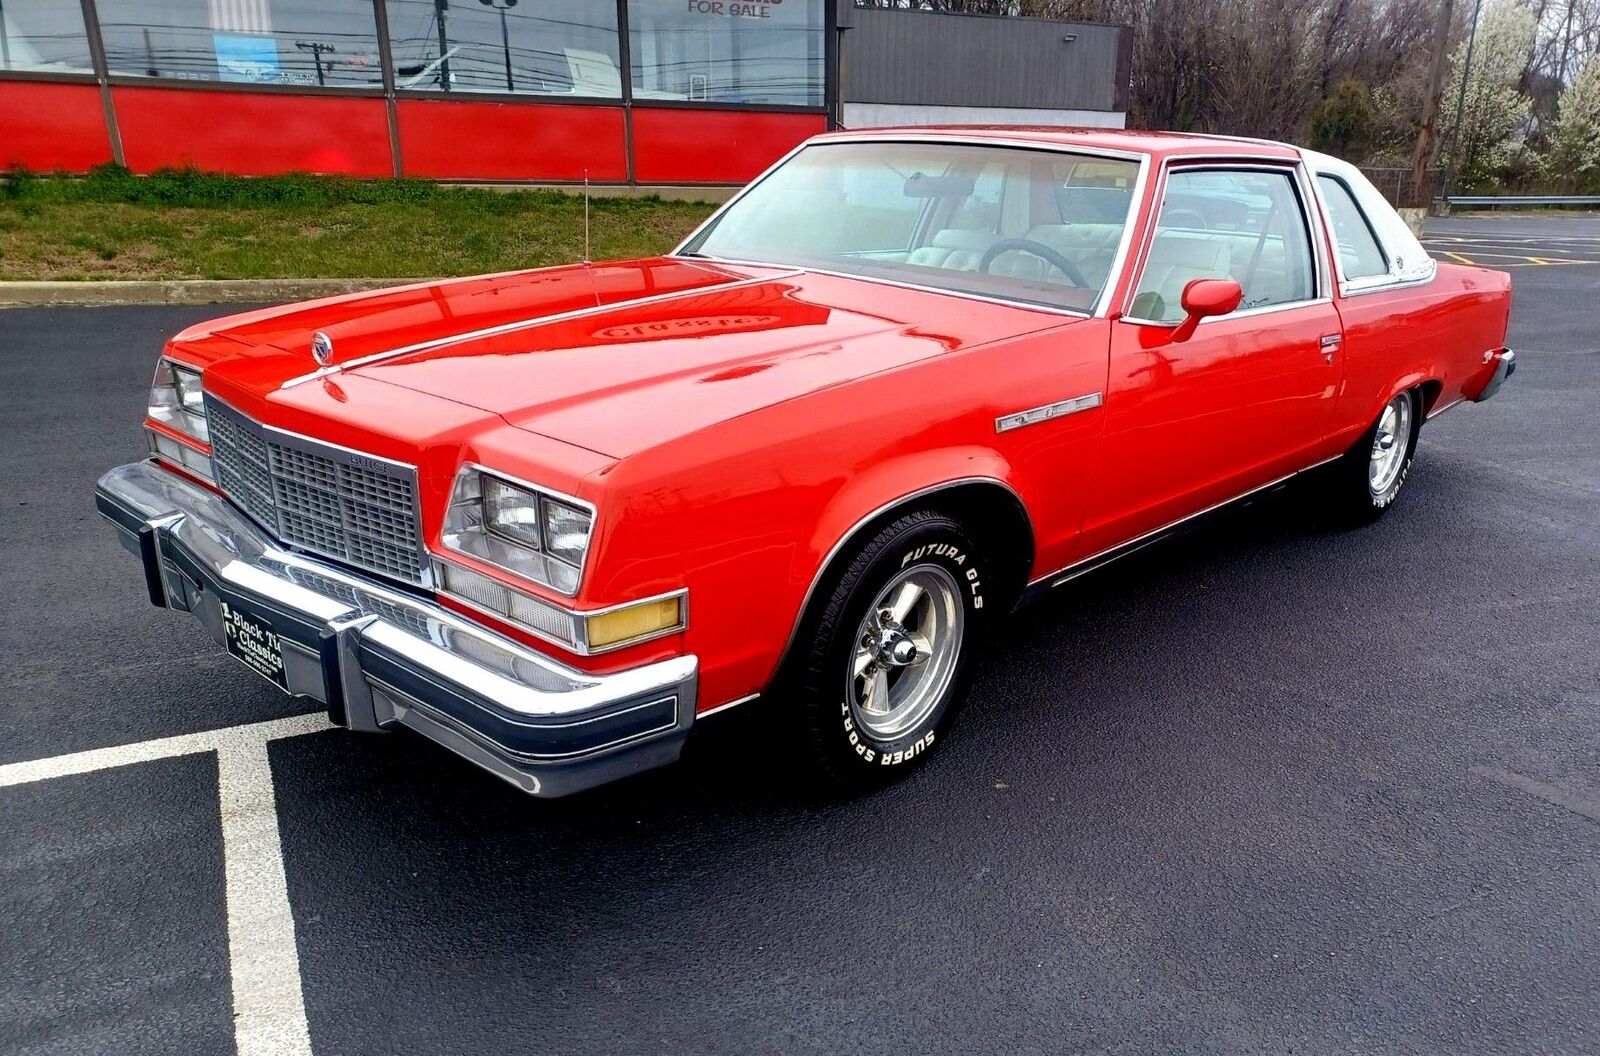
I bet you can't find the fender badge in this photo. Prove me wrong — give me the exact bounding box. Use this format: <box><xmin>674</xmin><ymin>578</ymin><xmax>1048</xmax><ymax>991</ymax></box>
<box><xmin>311</xmin><ymin>331</ymin><xmax>334</xmax><ymax>366</ymax></box>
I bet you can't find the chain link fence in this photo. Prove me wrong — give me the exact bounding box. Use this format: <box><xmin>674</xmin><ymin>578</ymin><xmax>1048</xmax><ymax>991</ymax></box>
<box><xmin>1357</xmin><ymin>167</ymin><xmax>1441</xmax><ymax>208</ymax></box>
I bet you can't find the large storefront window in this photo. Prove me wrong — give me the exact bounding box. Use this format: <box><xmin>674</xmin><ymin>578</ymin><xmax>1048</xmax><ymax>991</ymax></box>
<box><xmin>96</xmin><ymin>1</ymin><xmax>384</xmax><ymax>87</ymax></box>
<box><xmin>629</xmin><ymin>0</ymin><xmax>823</xmax><ymax>107</ymax></box>
<box><xmin>384</xmin><ymin>0</ymin><xmax>621</xmax><ymax>97</ymax></box>
<box><xmin>0</xmin><ymin>0</ymin><xmax>94</xmax><ymax>74</ymax></box>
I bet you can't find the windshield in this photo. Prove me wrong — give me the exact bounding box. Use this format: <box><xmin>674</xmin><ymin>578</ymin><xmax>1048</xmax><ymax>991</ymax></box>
<box><xmin>681</xmin><ymin>141</ymin><xmax>1141</xmax><ymax>313</ymax></box>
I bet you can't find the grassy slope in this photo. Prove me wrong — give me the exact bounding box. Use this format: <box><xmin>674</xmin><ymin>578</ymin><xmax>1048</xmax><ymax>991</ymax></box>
<box><xmin>0</xmin><ymin>166</ymin><xmax>717</xmax><ymax>281</ymax></box>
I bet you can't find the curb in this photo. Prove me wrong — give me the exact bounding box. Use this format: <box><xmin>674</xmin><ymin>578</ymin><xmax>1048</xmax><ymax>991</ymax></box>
<box><xmin>0</xmin><ymin>277</ymin><xmax>434</xmax><ymax>308</ymax></box>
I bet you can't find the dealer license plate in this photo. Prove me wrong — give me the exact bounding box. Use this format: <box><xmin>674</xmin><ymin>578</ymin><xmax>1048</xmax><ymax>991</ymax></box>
<box><xmin>220</xmin><ymin>598</ymin><xmax>289</xmax><ymax>692</ymax></box>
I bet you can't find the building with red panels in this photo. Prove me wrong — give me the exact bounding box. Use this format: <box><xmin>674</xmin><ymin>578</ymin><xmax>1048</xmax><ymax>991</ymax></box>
<box><xmin>0</xmin><ymin>1</ymin><xmax>1127</xmax><ymax>187</ymax></box>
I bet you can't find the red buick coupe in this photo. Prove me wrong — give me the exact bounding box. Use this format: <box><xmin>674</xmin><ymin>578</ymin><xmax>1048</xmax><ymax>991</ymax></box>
<box><xmin>98</xmin><ymin>128</ymin><xmax>1514</xmax><ymax>796</ymax></box>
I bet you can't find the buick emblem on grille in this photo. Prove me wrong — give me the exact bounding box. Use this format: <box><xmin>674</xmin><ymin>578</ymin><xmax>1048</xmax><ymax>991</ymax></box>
<box><xmin>311</xmin><ymin>330</ymin><xmax>334</xmax><ymax>366</ymax></box>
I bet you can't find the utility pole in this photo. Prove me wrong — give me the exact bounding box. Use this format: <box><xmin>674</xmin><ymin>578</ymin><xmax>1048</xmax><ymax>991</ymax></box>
<box><xmin>1442</xmin><ymin>0</ymin><xmax>1484</xmax><ymax>200</ymax></box>
<box><xmin>295</xmin><ymin>40</ymin><xmax>337</xmax><ymax>87</ymax></box>
<box><xmin>479</xmin><ymin>0</ymin><xmax>518</xmax><ymax>93</ymax></box>
<box><xmin>1411</xmin><ymin>0</ymin><xmax>1456</xmax><ymax>209</ymax></box>
<box><xmin>434</xmin><ymin>0</ymin><xmax>452</xmax><ymax>91</ymax></box>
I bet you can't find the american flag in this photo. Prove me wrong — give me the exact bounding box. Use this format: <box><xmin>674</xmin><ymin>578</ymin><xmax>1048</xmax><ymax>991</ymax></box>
<box><xmin>207</xmin><ymin>0</ymin><xmax>273</xmax><ymax>34</ymax></box>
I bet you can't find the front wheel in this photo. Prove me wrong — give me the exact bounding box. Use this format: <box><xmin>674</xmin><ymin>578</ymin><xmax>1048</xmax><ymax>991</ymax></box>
<box><xmin>790</xmin><ymin>510</ymin><xmax>989</xmax><ymax>791</ymax></box>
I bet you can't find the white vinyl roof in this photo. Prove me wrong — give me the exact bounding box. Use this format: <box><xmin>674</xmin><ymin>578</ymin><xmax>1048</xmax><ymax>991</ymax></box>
<box><xmin>1300</xmin><ymin>148</ymin><xmax>1437</xmax><ymax>290</ymax></box>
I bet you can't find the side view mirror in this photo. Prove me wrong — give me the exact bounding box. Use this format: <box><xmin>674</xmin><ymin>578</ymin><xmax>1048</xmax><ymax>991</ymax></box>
<box><xmin>1171</xmin><ymin>278</ymin><xmax>1243</xmax><ymax>342</ymax></box>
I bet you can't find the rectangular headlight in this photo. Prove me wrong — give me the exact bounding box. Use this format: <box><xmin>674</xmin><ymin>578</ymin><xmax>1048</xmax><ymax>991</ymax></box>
<box><xmin>542</xmin><ymin>498</ymin><xmax>592</xmax><ymax>566</ymax></box>
<box><xmin>148</xmin><ymin>358</ymin><xmax>209</xmax><ymax>443</ymax></box>
<box><xmin>441</xmin><ymin>466</ymin><xmax>594</xmax><ymax>596</ymax></box>
<box><xmin>483</xmin><ymin>476</ymin><xmax>544</xmax><ymax>549</ymax></box>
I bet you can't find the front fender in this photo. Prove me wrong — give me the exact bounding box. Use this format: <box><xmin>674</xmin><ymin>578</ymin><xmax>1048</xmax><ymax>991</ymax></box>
<box><xmin>801</xmin><ymin>447</ymin><xmax>1019</xmax><ymax>583</ymax></box>
<box><xmin>768</xmin><ymin>446</ymin><xmax>1022</xmax><ymax>678</ymax></box>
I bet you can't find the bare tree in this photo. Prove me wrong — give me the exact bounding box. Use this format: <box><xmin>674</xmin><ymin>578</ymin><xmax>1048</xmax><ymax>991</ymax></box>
<box><xmin>1413</xmin><ymin>0</ymin><xmax>1458</xmax><ymax>205</ymax></box>
<box><xmin>870</xmin><ymin>0</ymin><xmax>1595</xmax><ymax>183</ymax></box>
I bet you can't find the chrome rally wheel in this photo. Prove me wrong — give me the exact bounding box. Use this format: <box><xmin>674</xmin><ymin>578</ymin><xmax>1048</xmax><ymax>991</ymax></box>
<box><xmin>790</xmin><ymin>509</ymin><xmax>988</xmax><ymax>790</ymax></box>
<box><xmin>1322</xmin><ymin>387</ymin><xmax>1420</xmax><ymax>525</ymax></box>
<box><xmin>847</xmin><ymin>564</ymin><xmax>965</xmax><ymax>741</ymax></box>
<box><xmin>1368</xmin><ymin>392</ymin><xmax>1414</xmax><ymax>499</ymax></box>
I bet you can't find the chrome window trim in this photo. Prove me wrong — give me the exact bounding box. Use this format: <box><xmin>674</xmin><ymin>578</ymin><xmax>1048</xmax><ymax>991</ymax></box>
<box><xmin>670</xmin><ymin>134</ymin><xmax>1153</xmax><ymax>318</ymax></box>
<box><xmin>1335</xmin><ymin>271</ymin><xmax>1440</xmax><ymax>298</ymax></box>
<box><xmin>1117</xmin><ymin>158</ymin><xmax>1332</xmax><ymax>327</ymax></box>
<box><xmin>1095</xmin><ymin>151</ymin><xmax>1154</xmax><ymax>318</ymax></box>
<box><xmin>203</xmin><ymin>393</ymin><xmax>431</xmax><ymax>589</ymax></box>
<box><xmin>440</xmin><ymin>461</ymin><xmax>599</xmax><ymax>598</ymax></box>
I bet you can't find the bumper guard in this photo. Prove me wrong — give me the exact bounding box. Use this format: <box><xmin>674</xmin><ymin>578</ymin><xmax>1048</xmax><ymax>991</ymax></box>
<box><xmin>1474</xmin><ymin>347</ymin><xmax>1516</xmax><ymax>402</ymax></box>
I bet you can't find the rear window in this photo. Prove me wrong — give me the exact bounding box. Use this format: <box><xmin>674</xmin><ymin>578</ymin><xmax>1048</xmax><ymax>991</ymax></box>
<box><xmin>1317</xmin><ymin>175</ymin><xmax>1389</xmax><ymax>281</ymax></box>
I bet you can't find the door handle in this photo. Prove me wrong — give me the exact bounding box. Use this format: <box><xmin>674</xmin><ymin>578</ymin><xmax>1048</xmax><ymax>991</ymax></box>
<box><xmin>1319</xmin><ymin>333</ymin><xmax>1342</xmax><ymax>362</ymax></box>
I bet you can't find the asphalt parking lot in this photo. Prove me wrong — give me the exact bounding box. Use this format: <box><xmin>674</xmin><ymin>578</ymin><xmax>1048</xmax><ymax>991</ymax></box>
<box><xmin>3</xmin><ymin>215</ymin><xmax>1598</xmax><ymax>1056</ymax></box>
<box><xmin>1424</xmin><ymin>213</ymin><xmax>1600</xmax><ymax>271</ymax></box>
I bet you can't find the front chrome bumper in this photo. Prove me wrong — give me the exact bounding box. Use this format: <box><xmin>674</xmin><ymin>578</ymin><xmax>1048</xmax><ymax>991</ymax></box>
<box><xmin>95</xmin><ymin>460</ymin><xmax>698</xmax><ymax>797</ymax></box>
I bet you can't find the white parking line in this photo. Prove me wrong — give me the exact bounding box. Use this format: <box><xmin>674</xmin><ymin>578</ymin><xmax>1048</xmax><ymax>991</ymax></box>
<box><xmin>0</xmin><ymin>712</ymin><xmax>333</xmax><ymax>1056</ymax></box>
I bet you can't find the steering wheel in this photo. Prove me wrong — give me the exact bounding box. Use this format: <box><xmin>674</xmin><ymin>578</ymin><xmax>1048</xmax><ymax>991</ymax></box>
<box><xmin>977</xmin><ymin>238</ymin><xmax>1090</xmax><ymax>288</ymax></box>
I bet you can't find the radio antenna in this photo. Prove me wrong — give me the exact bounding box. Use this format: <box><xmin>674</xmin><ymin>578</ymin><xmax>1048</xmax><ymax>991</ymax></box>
<box><xmin>582</xmin><ymin>169</ymin><xmax>591</xmax><ymax>264</ymax></box>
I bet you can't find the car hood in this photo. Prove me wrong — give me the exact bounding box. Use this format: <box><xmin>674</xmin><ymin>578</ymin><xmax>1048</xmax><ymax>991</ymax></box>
<box><xmin>177</xmin><ymin>257</ymin><xmax>1073</xmax><ymax>460</ymax></box>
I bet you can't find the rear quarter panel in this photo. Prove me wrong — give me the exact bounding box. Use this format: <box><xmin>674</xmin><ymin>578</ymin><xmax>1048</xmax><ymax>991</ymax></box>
<box><xmin>1330</xmin><ymin>263</ymin><xmax>1512</xmax><ymax>448</ymax></box>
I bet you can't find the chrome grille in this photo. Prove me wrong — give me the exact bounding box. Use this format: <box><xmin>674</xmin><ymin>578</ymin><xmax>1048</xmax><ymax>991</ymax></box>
<box><xmin>206</xmin><ymin>398</ymin><xmax>426</xmax><ymax>584</ymax></box>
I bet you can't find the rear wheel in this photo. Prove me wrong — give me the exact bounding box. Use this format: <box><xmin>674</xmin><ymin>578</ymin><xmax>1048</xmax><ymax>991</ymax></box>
<box><xmin>1325</xmin><ymin>389</ymin><xmax>1420</xmax><ymax>524</ymax></box>
<box><xmin>789</xmin><ymin>510</ymin><xmax>989</xmax><ymax>791</ymax></box>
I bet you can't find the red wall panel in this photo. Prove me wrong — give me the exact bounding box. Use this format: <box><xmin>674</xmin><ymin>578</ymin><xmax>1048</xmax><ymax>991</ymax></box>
<box><xmin>111</xmin><ymin>87</ymin><xmax>393</xmax><ymax>177</ymax></box>
<box><xmin>631</xmin><ymin>108</ymin><xmax>825</xmax><ymax>184</ymax></box>
<box><xmin>397</xmin><ymin>99</ymin><xmax>626</xmax><ymax>182</ymax></box>
<box><xmin>0</xmin><ymin>81</ymin><xmax>114</xmax><ymax>172</ymax></box>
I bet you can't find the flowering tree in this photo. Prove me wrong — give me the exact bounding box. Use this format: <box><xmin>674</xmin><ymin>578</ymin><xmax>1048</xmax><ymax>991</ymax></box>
<box><xmin>1545</xmin><ymin>55</ymin><xmax>1600</xmax><ymax>187</ymax></box>
<box><xmin>1438</xmin><ymin>0</ymin><xmax>1536</xmax><ymax>188</ymax></box>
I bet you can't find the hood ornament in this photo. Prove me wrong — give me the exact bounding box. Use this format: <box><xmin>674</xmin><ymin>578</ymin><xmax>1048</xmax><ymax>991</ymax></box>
<box><xmin>311</xmin><ymin>331</ymin><xmax>334</xmax><ymax>367</ymax></box>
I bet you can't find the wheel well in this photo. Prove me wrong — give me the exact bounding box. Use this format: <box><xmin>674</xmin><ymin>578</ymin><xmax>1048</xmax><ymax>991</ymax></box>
<box><xmin>918</xmin><ymin>481</ymin><xmax>1036</xmax><ymax>609</ymax></box>
<box><xmin>1417</xmin><ymin>379</ymin><xmax>1443</xmax><ymax>418</ymax></box>
<box><xmin>772</xmin><ymin>481</ymin><xmax>1035</xmax><ymax>685</ymax></box>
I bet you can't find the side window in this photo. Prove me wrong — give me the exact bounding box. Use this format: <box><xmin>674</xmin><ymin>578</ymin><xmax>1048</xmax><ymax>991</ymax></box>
<box><xmin>1317</xmin><ymin>175</ymin><xmax>1389</xmax><ymax>281</ymax></box>
<box><xmin>1130</xmin><ymin>168</ymin><xmax>1317</xmax><ymax>323</ymax></box>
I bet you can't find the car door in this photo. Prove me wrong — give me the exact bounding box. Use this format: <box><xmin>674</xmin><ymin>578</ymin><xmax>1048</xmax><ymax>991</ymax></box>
<box><xmin>1077</xmin><ymin>162</ymin><xmax>1343</xmax><ymax>558</ymax></box>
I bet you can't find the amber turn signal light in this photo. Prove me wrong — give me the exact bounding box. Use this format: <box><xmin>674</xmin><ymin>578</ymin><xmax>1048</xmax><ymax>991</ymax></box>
<box><xmin>584</xmin><ymin>596</ymin><xmax>685</xmax><ymax>650</ymax></box>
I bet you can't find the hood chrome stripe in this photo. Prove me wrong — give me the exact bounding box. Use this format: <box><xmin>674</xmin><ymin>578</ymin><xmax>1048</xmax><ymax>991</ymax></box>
<box><xmin>279</xmin><ymin>266</ymin><xmax>804</xmax><ymax>390</ymax></box>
